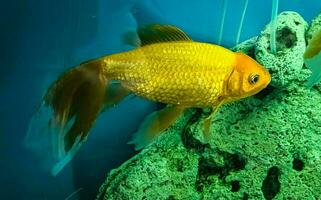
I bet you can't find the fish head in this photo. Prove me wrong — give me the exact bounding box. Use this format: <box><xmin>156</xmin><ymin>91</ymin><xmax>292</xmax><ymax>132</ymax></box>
<box><xmin>226</xmin><ymin>52</ymin><xmax>271</xmax><ymax>99</ymax></box>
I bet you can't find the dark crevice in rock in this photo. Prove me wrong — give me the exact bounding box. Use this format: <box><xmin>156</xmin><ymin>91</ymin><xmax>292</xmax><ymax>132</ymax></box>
<box><xmin>255</xmin><ymin>85</ymin><xmax>275</xmax><ymax>100</ymax></box>
<box><xmin>294</xmin><ymin>20</ymin><xmax>301</xmax><ymax>25</ymax></box>
<box><xmin>262</xmin><ymin>166</ymin><xmax>281</xmax><ymax>200</ymax></box>
<box><xmin>224</xmin><ymin>153</ymin><xmax>247</xmax><ymax>171</ymax></box>
<box><xmin>231</xmin><ymin>180</ymin><xmax>240</xmax><ymax>192</ymax></box>
<box><xmin>167</xmin><ymin>195</ymin><xmax>176</xmax><ymax>200</ymax></box>
<box><xmin>195</xmin><ymin>156</ymin><xmax>220</xmax><ymax>192</ymax></box>
<box><xmin>242</xmin><ymin>193</ymin><xmax>249</xmax><ymax>200</ymax></box>
<box><xmin>174</xmin><ymin>160</ymin><xmax>184</xmax><ymax>172</ymax></box>
<box><xmin>195</xmin><ymin>153</ymin><xmax>247</xmax><ymax>192</ymax></box>
<box><xmin>181</xmin><ymin>108</ymin><xmax>210</xmax><ymax>153</ymax></box>
<box><xmin>246</xmin><ymin>46</ymin><xmax>256</xmax><ymax>59</ymax></box>
<box><xmin>276</xmin><ymin>27</ymin><xmax>297</xmax><ymax>51</ymax></box>
<box><xmin>292</xmin><ymin>158</ymin><xmax>304</xmax><ymax>171</ymax></box>
<box><xmin>255</xmin><ymin>49</ymin><xmax>263</xmax><ymax>56</ymax></box>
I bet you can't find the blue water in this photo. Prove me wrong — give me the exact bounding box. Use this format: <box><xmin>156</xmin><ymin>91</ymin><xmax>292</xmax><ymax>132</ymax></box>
<box><xmin>1</xmin><ymin>0</ymin><xmax>321</xmax><ymax>199</ymax></box>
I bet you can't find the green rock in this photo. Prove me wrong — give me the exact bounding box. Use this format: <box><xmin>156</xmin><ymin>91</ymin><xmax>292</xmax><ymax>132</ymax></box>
<box><xmin>255</xmin><ymin>11</ymin><xmax>309</xmax><ymax>89</ymax></box>
<box><xmin>232</xmin><ymin>36</ymin><xmax>257</xmax><ymax>56</ymax></box>
<box><xmin>97</xmin><ymin>12</ymin><xmax>321</xmax><ymax>200</ymax></box>
<box><xmin>96</xmin><ymin>110</ymin><xmax>202</xmax><ymax>200</ymax></box>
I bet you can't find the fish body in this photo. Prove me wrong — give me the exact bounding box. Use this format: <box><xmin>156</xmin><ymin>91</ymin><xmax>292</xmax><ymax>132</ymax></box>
<box><xmin>104</xmin><ymin>42</ymin><xmax>236</xmax><ymax>107</ymax></box>
<box><xmin>304</xmin><ymin>29</ymin><xmax>321</xmax><ymax>87</ymax></box>
<box><xmin>103</xmin><ymin>41</ymin><xmax>270</xmax><ymax>107</ymax></box>
<box><xmin>26</xmin><ymin>25</ymin><xmax>271</xmax><ymax>175</ymax></box>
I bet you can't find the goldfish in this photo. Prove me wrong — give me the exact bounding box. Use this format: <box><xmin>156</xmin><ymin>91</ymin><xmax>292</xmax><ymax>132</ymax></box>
<box><xmin>304</xmin><ymin>29</ymin><xmax>321</xmax><ymax>87</ymax></box>
<box><xmin>26</xmin><ymin>24</ymin><xmax>271</xmax><ymax>175</ymax></box>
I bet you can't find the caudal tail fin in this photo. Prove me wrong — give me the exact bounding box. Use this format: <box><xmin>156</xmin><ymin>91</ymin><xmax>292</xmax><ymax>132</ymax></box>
<box><xmin>25</xmin><ymin>59</ymin><xmax>116</xmax><ymax>175</ymax></box>
<box><xmin>45</xmin><ymin>60</ymin><xmax>107</xmax><ymax>152</ymax></box>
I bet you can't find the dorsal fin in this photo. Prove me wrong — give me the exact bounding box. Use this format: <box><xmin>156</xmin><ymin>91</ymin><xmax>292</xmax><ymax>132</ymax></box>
<box><xmin>137</xmin><ymin>24</ymin><xmax>192</xmax><ymax>46</ymax></box>
<box><xmin>124</xmin><ymin>24</ymin><xmax>192</xmax><ymax>47</ymax></box>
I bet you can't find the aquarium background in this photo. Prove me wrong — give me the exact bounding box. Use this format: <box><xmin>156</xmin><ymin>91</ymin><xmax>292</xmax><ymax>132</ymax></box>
<box><xmin>1</xmin><ymin>0</ymin><xmax>321</xmax><ymax>199</ymax></box>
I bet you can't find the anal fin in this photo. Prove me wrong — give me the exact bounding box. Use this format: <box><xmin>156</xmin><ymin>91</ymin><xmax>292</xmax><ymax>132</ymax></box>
<box><xmin>128</xmin><ymin>105</ymin><xmax>184</xmax><ymax>150</ymax></box>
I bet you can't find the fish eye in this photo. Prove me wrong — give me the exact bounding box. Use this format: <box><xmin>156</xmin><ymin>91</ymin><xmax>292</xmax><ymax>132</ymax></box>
<box><xmin>249</xmin><ymin>73</ymin><xmax>259</xmax><ymax>84</ymax></box>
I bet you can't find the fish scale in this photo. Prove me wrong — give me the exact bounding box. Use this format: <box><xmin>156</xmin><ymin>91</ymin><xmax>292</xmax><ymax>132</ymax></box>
<box><xmin>103</xmin><ymin>41</ymin><xmax>236</xmax><ymax>107</ymax></box>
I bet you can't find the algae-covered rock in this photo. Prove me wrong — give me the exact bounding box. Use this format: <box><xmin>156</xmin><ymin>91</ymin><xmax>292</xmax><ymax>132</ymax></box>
<box><xmin>96</xmin><ymin>110</ymin><xmax>202</xmax><ymax>200</ymax></box>
<box><xmin>232</xmin><ymin>36</ymin><xmax>257</xmax><ymax>56</ymax></box>
<box><xmin>97</xmin><ymin>12</ymin><xmax>321</xmax><ymax>200</ymax></box>
<box><xmin>255</xmin><ymin>11</ymin><xmax>309</xmax><ymax>89</ymax></box>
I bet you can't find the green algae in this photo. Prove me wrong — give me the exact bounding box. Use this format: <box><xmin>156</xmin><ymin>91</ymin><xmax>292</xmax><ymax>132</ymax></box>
<box><xmin>97</xmin><ymin>11</ymin><xmax>321</xmax><ymax>200</ymax></box>
<box><xmin>97</xmin><ymin>114</ymin><xmax>201</xmax><ymax>200</ymax></box>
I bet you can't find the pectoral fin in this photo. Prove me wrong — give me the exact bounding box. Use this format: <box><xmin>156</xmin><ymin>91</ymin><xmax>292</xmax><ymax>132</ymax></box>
<box><xmin>202</xmin><ymin>103</ymin><xmax>224</xmax><ymax>141</ymax></box>
<box><xmin>128</xmin><ymin>105</ymin><xmax>184</xmax><ymax>150</ymax></box>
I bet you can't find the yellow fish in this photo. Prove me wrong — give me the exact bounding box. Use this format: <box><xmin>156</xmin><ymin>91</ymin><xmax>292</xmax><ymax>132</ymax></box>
<box><xmin>304</xmin><ymin>29</ymin><xmax>321</xmax><ymax>87</ymax></box>
<box><xmin>28</xmin><ymin>25</ymin><xmax>271</xmax><ymax>175</ymax></box>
